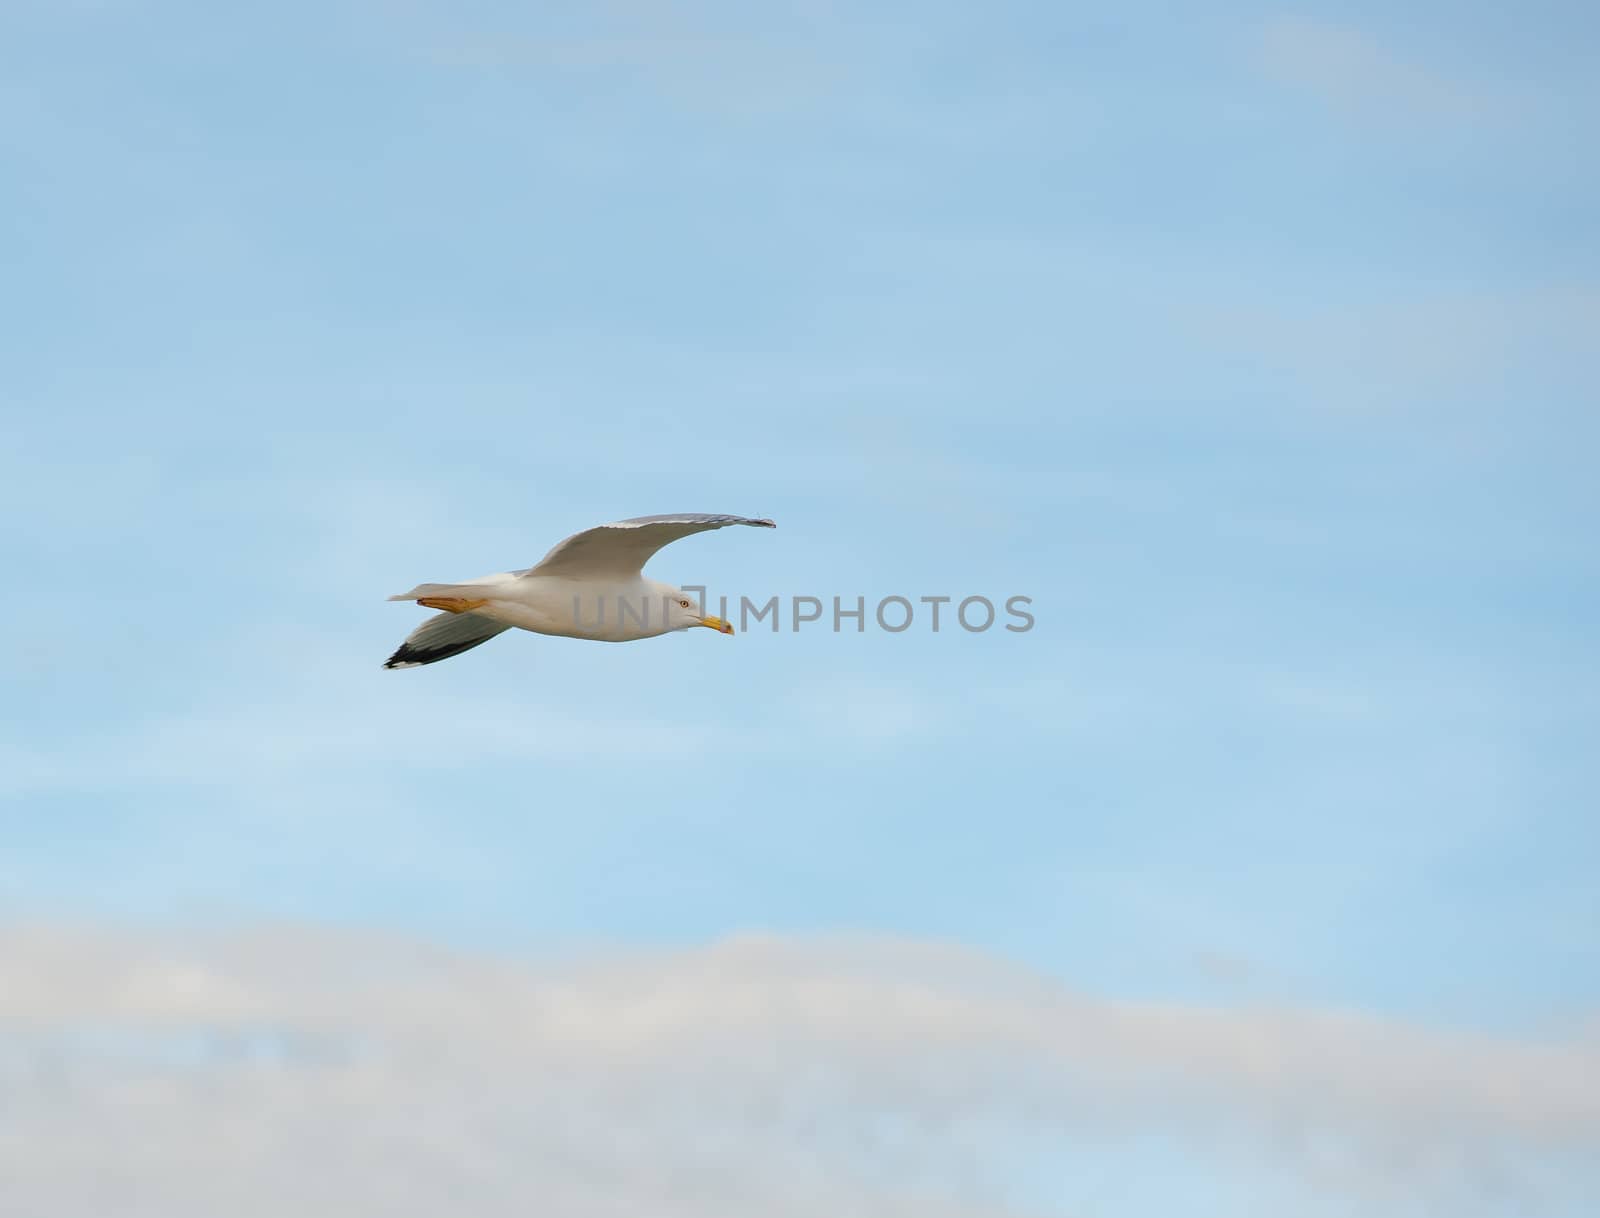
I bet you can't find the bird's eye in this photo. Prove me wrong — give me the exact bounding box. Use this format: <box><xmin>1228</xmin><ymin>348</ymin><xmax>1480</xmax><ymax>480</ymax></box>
<box><xmin>678</xmin><ymin>599</ymin><xmax>691</xmax><ymax>609</ymax></box>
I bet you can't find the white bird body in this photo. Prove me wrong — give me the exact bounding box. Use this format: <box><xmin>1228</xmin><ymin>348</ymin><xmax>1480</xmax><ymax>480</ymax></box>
<box><xmin>383</xmin><ymin>514</ymin><xmax>774</xmax><ymax>668</ymax></box>
<box><xmin>421</xmin><ymin>574</ymin><xmax>686</xmax><ymax>642</ymax></box>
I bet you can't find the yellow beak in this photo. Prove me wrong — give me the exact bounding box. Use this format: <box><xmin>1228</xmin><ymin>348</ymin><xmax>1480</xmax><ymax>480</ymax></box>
<box><xmin>698</xmin><ymin>616</ymin><xmax>735</xmax><ymax>635</ymax></box>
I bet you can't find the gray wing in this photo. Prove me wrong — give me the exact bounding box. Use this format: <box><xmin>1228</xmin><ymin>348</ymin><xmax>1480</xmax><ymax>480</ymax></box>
<box><xmin>383</xmin><ymin>611</ymin><xmax>512</xmax><ymax>669</ymax></box>
<box><xmin>524</xmin><ymin>513</ymin><xmax>776</xmax><ymax>579</ymax></box>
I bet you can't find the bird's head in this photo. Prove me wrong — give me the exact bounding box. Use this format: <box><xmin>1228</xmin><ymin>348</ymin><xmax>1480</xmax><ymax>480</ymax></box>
<box><xmin>667</xmin><ymin>589</ymin><xmax>734</xmax><ymax>635</ymax></box>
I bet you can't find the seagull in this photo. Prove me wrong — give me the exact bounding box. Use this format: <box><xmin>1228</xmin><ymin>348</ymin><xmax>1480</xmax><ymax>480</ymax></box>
<box><xmin>383</xmin><ymin>513</ymin><xmax>776</xmax><ymax>668</ymax></box>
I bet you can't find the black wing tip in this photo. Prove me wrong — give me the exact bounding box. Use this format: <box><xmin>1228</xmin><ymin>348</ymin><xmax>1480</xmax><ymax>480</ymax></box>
<box><xmin>382</xmin><ymin>643</ymin><xmax>442</xmax><ymax>669</ymax></box>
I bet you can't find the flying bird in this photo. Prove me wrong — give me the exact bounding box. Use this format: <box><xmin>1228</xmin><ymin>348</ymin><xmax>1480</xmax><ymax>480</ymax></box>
<box><xmin>383</xmin><ymin>513</ymin><xmax>776</xmax><ymax>669</ymax></box>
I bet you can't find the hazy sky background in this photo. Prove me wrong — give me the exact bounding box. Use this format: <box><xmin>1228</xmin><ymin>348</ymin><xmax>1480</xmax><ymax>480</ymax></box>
<box><xmin>2</xmin><ymin>1</ymin><xmax>1597</xmax><ymax>1215</ymax></box>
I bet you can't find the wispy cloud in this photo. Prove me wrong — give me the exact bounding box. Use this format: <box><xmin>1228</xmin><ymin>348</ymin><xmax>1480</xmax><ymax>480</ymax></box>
<box><xmin>0</xmin><ymin>653</ymin><xmax>959</xmax><ymax>798</ymax></box>
<box><xmin>420</xmin><ymin>4</ymin><xmax>836</xmax><ymax>118</ymax></box>
<box><xmin>1258</xmin><ymin>16</ymin><xmax>1512</xmax><ymax>127</ymax></box>
<box><xmin>2</xmin><ymin>924</ymin><xmax>1595</xmax><ymax>1216</ymax></box>
<box><xmin>0</xmin><ymin>692</ymin><xmax>715</xmax><ymax>799</ymax></box>
<box><xmin>1180</xmin><ymin>284</ymin><xmax>1600</xmax><ymax>412</ymax></box>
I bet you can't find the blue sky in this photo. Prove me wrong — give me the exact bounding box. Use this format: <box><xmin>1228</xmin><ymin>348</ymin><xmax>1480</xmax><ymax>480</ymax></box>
<box><xmin>2</xmin><ymin>2</ymin><xmax>1597</xmax><ymax>1215</ymax></box>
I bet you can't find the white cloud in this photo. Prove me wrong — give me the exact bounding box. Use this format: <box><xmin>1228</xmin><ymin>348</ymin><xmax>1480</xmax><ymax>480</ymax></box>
<box><xmin>1</xmin><ymin>924</ymin><xmax>1595</xmax><ymax>1216</ymax></box>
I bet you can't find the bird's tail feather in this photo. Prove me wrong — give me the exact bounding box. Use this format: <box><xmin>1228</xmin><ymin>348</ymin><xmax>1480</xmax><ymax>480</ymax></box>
<box><xmin>383</xmin><ymin>610</ymin><xmax>512</xmax><ymax>669</ymax></box>
<box><xmin>387</xmin><ymin>582</ymin><xmax>501</xmax><ymax>602</ymax></box>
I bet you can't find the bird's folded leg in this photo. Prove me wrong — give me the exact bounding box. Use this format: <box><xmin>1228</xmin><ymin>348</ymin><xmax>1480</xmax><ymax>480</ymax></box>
<box><xmin>417</xmin><ymin>597</ymin><xmax>490</xmax><ymax>614</ymax></box>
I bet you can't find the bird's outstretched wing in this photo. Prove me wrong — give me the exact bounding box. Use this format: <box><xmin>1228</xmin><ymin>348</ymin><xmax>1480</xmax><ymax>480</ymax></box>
<box><xmin>383</xmin><ymin>610</ymin><xmax>512</xmax><ymax>669</ymax></box>
<box><xmin>522</xmin><ymin>514</ymin><xmax>775</xmax><ymax>579</ymax></box>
